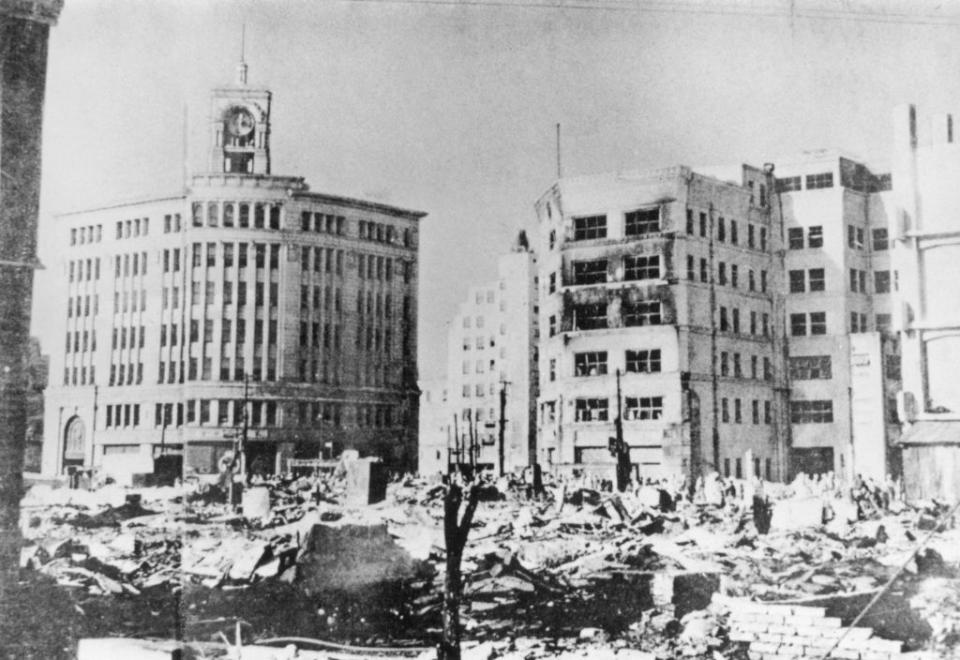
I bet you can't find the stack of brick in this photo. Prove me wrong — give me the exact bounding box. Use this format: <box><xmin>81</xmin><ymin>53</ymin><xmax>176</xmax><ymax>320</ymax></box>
<box><xmin>719</xmin><ymin>596</ymin><xmax>934</xmax><ymax>660</ymax></box>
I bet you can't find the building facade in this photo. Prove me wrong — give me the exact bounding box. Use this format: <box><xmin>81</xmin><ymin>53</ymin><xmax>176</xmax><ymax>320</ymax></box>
<box><xmin>773</xmin><ymin>151</ymin><xmax>901</xmax><ymax>481</ymax></box>
<box><xmin>42</xmin><ymin>63</ymin><xmax>425</xmax><ymax>483</ymax></box>
<box><xmin>892</xmin><ymin>105</ymin><xmax>960</xmax><ymax>500</ymax></box>
<box><xmin>419</xmin><ymin>243</ymin><xmax>538</xmax><ymax>476</ymax></box>
<box><xmin>534</xmin><ymin>166</ymin><xmax>790</xmax><ymax>481</ymax></box>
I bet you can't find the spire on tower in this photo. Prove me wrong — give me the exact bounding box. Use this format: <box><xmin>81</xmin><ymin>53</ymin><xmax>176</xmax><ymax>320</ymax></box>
<box><xmin>235</xmin><ymin>23</ymin><xmax>248</xmax><ymax>86</ymax></box>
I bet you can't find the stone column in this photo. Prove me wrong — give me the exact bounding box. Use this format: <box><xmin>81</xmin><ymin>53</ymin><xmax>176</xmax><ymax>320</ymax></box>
<box><xmin>0</xmin><ymin>0</ymin><xmax>63</xmax><ymax>576</ymax></box>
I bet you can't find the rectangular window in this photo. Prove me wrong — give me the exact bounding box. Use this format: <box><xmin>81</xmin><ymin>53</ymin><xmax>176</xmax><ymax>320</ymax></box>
<box><xmin>625</xmin><ymin>396</ymin><xmax>663</xmax><ymax>420</ymax></box>
<box><xmin>573</xmin><ymin>215</ymin><xmax>607</xmax><ymax>241</ymax></box>
<box><xmin>872</xmin><ymin>228</ymin><xmax>889</xmax><ymax>251</ymax></box>
<box><xmin>791</xmin><ymin>400</ymin><xmax>834</xmax><ymax>423</ymax></box>
<box><xmin>734</xmin><ymin>399</ymin><xmax>742</xmax><ymax>423</ymax></box>
<box><xmin>574</xmin><ymin>351</ymin><xmax>608</xmax><ymax>376</ymax></box>
<box><xmin>573</xmin><ymin>259</ymin><xmax>607</xmax><ymax>285</ymax></box>
<box><xmin>719</xmin><ymin>306</ymin><xmax>729</xmax><ymax>332</ymax></box>
<box><xmin>764</xmin><ymin>400</ymin><xmax>772</xmax><ymax>424</ymax></box>
<box><xmin>731</xmin><ymin>264</ymin><xmax>738</xmax><ymax>288</ymax></box>
<box><xmin>789</xmin><ymin>269</ymin><xmax>805</xmax><ymax>293</ymax></box>
<box><xmin>876</xmin><ymin>313</ymin><xmax>892</xmax><ymax>333</ymax></box>
<box><xmin>776</xmin><ymin>176</ymin><xmax>802</xmax><ymax>192</ymax></box>
<box><xmin>752</xmin><ymin>400</ymin><xmax>760</xmax><ymax>424</ymax></box>
<box><xmin>810</xmin><ymin>311</ymin><xmax>827</xmax><ymax>335</ymax></box>
<box><xmin>808</xmin><ymin>268</ymin><xmax>825</xmax><ymax>292</ymax></box>
<box><xmin>875</xmin><ymin>270</ymin><xmax>891</xmax><ymax>294</ymax></box>
<box><xmin>761</xmin><ymin>270</ymin><xmax>768</xmax><ymax>292</ymax></box>
<box><xmin>790</xmin><ymin>313</ymin><xmax>807</xmax><ymax>336</ymax></box>
<box><xmin>718</xmin><ymin>262</ymin><xmax>727</xmax><ymax>286</ymax></box>
<box><xmin>748</xmin><ymin>224</ymin><xmax>756</xmax><ymax>249</ymax></box>
<box><xmin>624</xmin><ymin>255</ymin><xmax>659</xmax><ymax>281</ymax></box>
<box><xmin>789</xmin><ymin>355</ymin><xmax>832</xmax><ymax>380</ymax></box>
<box><xmin>806</xmin><ymin>172</ymin><xmax>833</xmax><ymax>189</ymax></box>
<box><xmin>808</xmin><ymin>226</ymin><xmax>823</xmax><ymax>248</ymax></box>
<box><xmin>686</xmin><ymin>255</ymin><xmax>695</xmax><ymax>281</ymax></box>
<box><xmin>625</xmin><ymin>349</ymin><xmax>661</xmax><ymax>373</ymax></box>
<box><xmin>624</xmin><ymin>300</ymin><xmax>661</xmax><ymax>327</ymax></box>
<box><xmin>573</xmin><ymin>303</ymin><xmax>607</xmax><ymax>330</ymax></box>
<box><xmin>699</xmin><ymin>258</ymin><xmax>708</xmax><ymax>283</ymax></box>
<box><xmin>717</xmin><ymin>216</ymin><xmax>725</xmax><ymax>242</ymax></box>
<box><xmin>730</xmin><ymin>220</ymin><xmax>738</xmax><ymax>245</ymax></box>
<box><xmin>699</xmin><ymin>212</ymin><xmax>707</xmax><ymax>237</ymax></box>
<box><xmin>788</xmin><ymin>227</ymin><xmax>805</xmax><ymax>250</ymax></box>
<box><xmin>760</xmin><ymin>227</ymin><xmax>767</xmax><ymax>251</ymax></box>
<box><xmin>624</xmin><ymin>207</ymin><xmax>660</xmax><ymax>236</ymax></box>
<box><xmin>575</xmin><ymin>398</ymin><xmax>609</xmax><ymax>422</ymax></box>
<box><xmin>686</xmin><ymin>209</ymin><xmax>694</xmax><ymax>234</ymax></box>
<box><xmin>720</xmin><ymin>351</ymin><xmax>729</xmax><ymax>376</ymax></box>
<box><xmin>721</xmin><ymin>398</ymin><xmax>729</xmax><ymax>423</ymax></box>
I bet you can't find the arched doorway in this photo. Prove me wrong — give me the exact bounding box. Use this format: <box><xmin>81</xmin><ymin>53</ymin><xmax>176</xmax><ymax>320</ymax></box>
<box><xmin>62</xmin><ymin>415</ymin><xmax>86</xmax><ymax>470</ymax></box>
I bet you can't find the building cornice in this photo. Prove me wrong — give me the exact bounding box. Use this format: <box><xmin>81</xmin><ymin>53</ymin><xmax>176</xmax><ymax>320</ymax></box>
<box><xmin>0</xmin><ymin>0</ymin><xmax>64</xmax><ymax>25</ymax></box>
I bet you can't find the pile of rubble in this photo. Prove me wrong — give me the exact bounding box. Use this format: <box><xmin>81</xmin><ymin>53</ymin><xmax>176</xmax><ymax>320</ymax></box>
<box><xmin>15</xmin><ymin>469</ymin><xmax>960</xmax><ymax>659</ymax></box>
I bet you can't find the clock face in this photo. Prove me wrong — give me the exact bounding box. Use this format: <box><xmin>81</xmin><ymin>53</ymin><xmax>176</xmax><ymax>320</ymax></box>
<box><xmin>226</xmin><ymin>108</ymin><xmax>255</xmax><ymax>137</ymax></box>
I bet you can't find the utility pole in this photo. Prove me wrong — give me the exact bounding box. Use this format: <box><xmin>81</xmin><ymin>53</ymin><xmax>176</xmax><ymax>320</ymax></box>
<box><xmin>241</xmin><ymin>372</ymin><xmax>249</xmax><ymax>484</ymax></box>
<box><xmin>498</xmin><ymin>380</ymin><xmax>509</xmax><ymax>476</ymax></box>
<box><xmin>608</xmin><ymin>369</ymin><xmax>630</xmax><ymax>492</ymax></box>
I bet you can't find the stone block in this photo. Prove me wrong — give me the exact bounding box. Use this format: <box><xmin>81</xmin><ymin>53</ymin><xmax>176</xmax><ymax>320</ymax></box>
<box><xmin>344</xmin><ymin>458</ymin><xmax>388</xmax><ymax>506</ymax></box>
<box><xmin>78</xmin><ymin>638</ymin><xmax>179</xmax><ymax>660</ymax></box>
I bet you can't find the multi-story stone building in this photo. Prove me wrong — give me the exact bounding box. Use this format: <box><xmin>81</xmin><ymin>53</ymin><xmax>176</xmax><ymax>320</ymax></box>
<box><xmin>534</xmin><ymin>166</ymin><xmax>790</xmax><ymax>481</ymax></box>
<box><xmin>42</xmin><ymin>62</ymin><xmax>425</xmax><ymax>482</ymax></box>
<box><xmin>420</xmin><ymin>242</ymin><xmax>538</xmax><ymax>476</ymax></box>
<box><xmin>772</xmin><ymin>151</ymin><xmax>901</xmax><ymax>481</ymax></box>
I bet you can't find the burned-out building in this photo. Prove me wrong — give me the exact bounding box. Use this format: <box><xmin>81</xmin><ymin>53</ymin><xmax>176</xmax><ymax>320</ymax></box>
<box><xmin>534</xmin><ymin>166</ymin><xmax>790</xmax><ymax>481</ymax></box>
<box><xmin>42</xmin><ymin>61</ymin><xmax>424</xmax><ymax>483</ymax></box>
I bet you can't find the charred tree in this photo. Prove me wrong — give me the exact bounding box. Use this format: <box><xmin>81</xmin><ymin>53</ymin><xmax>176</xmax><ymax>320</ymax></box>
<box><xmin>439</xmin><ymin>478</ymin><xmax>480</xmax><ymax>660</ymax></box>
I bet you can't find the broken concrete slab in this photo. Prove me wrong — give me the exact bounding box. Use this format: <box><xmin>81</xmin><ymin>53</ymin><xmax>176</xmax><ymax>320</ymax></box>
<box><xmin>770</xmin><ymin>495</ymin><xmax>824</xmax><ymax>530</ymax></box>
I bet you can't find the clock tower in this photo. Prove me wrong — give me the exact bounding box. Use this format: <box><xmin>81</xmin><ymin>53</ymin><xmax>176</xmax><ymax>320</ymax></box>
<box><xmin>208</xmin><ymin>59</ymin><xmax>271</xmax><ymax>175</ymax></box>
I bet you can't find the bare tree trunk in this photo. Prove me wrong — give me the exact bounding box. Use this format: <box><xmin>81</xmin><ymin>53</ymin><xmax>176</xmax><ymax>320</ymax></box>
<box><xmin>439</xmin><ymin>480</ymin><xmax>479</xmax><ymax>660</ymax></box>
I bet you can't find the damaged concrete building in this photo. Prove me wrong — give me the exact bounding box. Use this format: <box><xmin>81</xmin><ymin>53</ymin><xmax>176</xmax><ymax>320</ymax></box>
<box><xmin>42</xmin><ymin>61</ymin><xmax>425</xmax><ymax>483</ymax></box>
<box><xmin>533</xmin><ymin>156</ymin><xmax>902</xmax><ymax>483</ymax></box>
<box><xmin>533</xmin><ymin>166</ymin><xmax>791</xmax><ymax>481</ymax></box>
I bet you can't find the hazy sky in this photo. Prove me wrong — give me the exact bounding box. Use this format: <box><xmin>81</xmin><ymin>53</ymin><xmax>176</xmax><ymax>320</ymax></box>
<box><xmin>31</xmin><ymin>0</ymin><xmax>960</xmax><ymax>379</ymax></box>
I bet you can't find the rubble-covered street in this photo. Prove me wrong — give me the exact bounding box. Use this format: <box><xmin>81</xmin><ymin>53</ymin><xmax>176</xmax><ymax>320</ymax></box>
<box><xmin>6</xmin><ymin>470</ymin><xmax>960</xmax><ymax>659</ymax></box>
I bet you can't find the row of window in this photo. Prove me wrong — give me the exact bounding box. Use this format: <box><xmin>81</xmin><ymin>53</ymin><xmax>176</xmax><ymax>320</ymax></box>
<box><xmin>789</xmin><ymin>269</ymin><xmax>825</xmax><ymax>293</ymax></box>
<box><xmin>115</xmin><ymin>252</ymin><xmax>148</xmax><ymax>278</ymax></box>
<box><xmin>567</xmin><ymin>350</ymin><xmax>662</xmax><ymax>377</ymax></box>
<box><xmin>299</xmin><ymin>321</ymin><xmax>345</xmax><ymax>351</ymax></box>
<box><xmin>111</xmin><ymin>325</ymin><xmax>144</xmax><ymax>350</ymax></box>
<box><xmin>68</xmin><ymin>258</ymin><xmax>101</xmax><ymax>282</ymax></box>
<box><xmin>299</xmin><ymin>246</ymin><xmax>346</xmax><ymax>278</ymax></box>
<box><xmin>776</xmin><ymin>172</ymin><xmax>834</xmax><ymax>192</ymax></box>
<box><xmin>786</xmin><ymin>225</ymin><xmax>888</xmax><ymax>252</ymax></box>
<box><xmin>685</xmin><ymin>210</ymin><xmax>769</xmax><ymax>251</ymax></box>
<box><xmin>574</xmin><ymin>396</ymin><xmax>664</xmax><ymax>421</ymax></box>
<box><xmin>461</xmin><ymin>381</ymin><xmax>508</xmax><ymax>398</ymax></box>
<box><xmin>789</xmin><ymin>312</ymin><xmax>827</xmax><ymax>336</ymax></box>
<box><xmin>301</xmin><ymin>212</ymin><xmax>347</xmax><ymax>235</ymax></box>
<box><xmin>357</xmin><ymin>253</ymin><xmax>403</xmax><ymax>282</ymax></box>
<box><xmin>66</xmin><ymin>294</ymin><xmax>100</xmax><ymax>318</ymax></box>
<box><xmin>116</xmin><ymin>218</ymin><xmax>149</xmax><ymax>240</ymax></box>
<box><xmin>104</xmin><ymin>403</ymin><xmax>140</xmax><ymax>428</ymax></box>
<box><xmin>162</xmin><ymin>214</ymin><xmax>183</xmax><ymax>233</ymax></box>
<box><xmin>113</xmin><ymin>289</ymin><xmax>146</xmax><ymax>315</ymax></box>
<box><xmin>63</xmin><ymin>365</ymin><xmax>95</xmax><ymax>386</ymax></box>
<box><xmin>790</xmin><ymin>400</ymin><xmax>834</xmax><ymax>423</ymax></box>
<box><xmin>146</xmin><ymin>356</ymin><xmax>278</xmax><ymax>385</ymax></box>
<box><xmin>566</xmin><ymin>255</ymin><xmax>661</xmax><ymax>287</ymax></box>
<box><xmin>719</xmin><ymin>352</ymin><xmax>774</xmax><ymax>380</ymax></box>
<box><xmin>720</xmin><ymin>398</ymin><xmax>773</xmax><ymax>424</ymax></box>
<box><xmin>69</xmin><ymin>224</ymin><xmax>103</xmax><ymax>246</ymax></box>
<box><xmin>191</xmin><ymin>201</ymin><xmax>282</xmax><ymax>230</ymax></box>
<box><xmin>65</xmin><ymin>329</ymin><xmax>98</xmax><ymax>354</ymax></box>
<box><xmin>686</xmin><ymin>257</ymin><xmax>769</xmax><ymax>292</ymax></box>
<box><xmin>300</xmin><ymin>284</ymin><xmax>345</xmax><ymax>314</ymax></box>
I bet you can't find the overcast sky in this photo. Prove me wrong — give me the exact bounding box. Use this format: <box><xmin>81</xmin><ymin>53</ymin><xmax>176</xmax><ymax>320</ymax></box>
<box><xmin>31</xmin><ymin>0</ymin><xmax>960</xmax><ymax>379</ymax></box>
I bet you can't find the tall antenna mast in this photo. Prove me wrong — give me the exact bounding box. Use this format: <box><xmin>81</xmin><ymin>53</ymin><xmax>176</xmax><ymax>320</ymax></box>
<box><xmin>236</xmin><ymin>23</ymin><xmax>248</xmax><ymax>85</ymax></box>
<box><xmin>556</xmin><ymin>122</ymin><xmax>562</xmax><ymax>179</ymax></box>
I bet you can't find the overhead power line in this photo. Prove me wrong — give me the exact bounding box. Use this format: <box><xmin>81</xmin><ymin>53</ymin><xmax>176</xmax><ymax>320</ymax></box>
<box><xmin>337</xmin><ymin>0</ymin><xmax>960</xmax><ymax>28</ymax></box>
